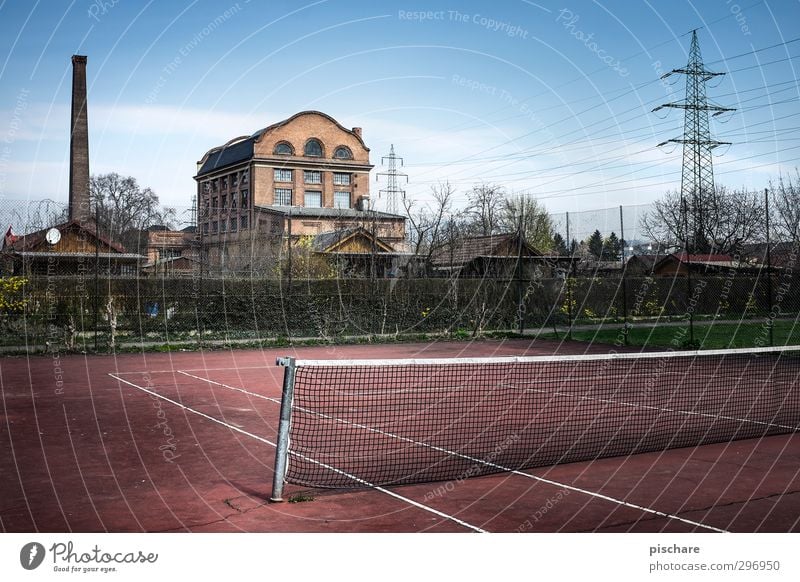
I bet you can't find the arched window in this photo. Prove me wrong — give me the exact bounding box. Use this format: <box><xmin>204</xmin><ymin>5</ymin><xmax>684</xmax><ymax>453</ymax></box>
<box><xmin>333</xmin><ymin>146</ymin><xmax>353</xmax><ymax>160</ymax></box>
<box><xmin>274</xmin><ymin>142</ymin><xmax>293</xmax><ymax>155</ymax></box>
<box><xmin>304</xmin><ymin>139</ymin><xmax>323</xmax><ymax>157</ymax></box>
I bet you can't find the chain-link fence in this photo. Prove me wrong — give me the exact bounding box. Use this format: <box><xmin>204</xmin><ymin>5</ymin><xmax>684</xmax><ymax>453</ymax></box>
<box><xmin>2</xmin><ymin>197</ymin><xmax>798</xmax><ymax>352</ymax></box>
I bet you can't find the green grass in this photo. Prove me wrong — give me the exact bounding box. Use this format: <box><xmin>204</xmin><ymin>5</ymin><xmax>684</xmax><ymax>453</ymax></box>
<box><xmin>540</xmin><ymin>319</ymin><xmax>800</xmax><ymax>350</ymax></box>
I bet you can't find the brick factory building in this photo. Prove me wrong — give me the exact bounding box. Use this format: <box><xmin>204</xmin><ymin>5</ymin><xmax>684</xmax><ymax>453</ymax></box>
<box><xmin>194</xmin><ymin>111</ymin><xmax>406</xmax><ymax>275</ymax></box>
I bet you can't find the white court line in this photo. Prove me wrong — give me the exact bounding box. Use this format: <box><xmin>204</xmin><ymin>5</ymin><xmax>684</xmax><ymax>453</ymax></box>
<box><xmin>177</xmin><ymin>370</ymin><xmax>726</xmax><ymax>533</ymax></box>
<box><xmin>108</xmin><ymin>373</ymin><xmax>485</xmax><ymax>533</ymax></box>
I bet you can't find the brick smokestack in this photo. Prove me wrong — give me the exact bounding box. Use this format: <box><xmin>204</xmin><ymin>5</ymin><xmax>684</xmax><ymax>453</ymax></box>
<box><xmin>69</xmin><ymin>55</ymin><xmax>90</xmax><ymax>224</ymax></box>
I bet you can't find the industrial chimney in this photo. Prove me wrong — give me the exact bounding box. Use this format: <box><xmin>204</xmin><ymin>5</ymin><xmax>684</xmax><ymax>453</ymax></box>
<box><xmin>69</xmin><ymin>55</ymin><xmax>90</xmax><ymax>224</ymax></box>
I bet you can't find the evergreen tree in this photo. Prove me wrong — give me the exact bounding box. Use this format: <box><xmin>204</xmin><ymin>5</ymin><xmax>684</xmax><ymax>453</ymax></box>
<box><xmin>552</xmin><ymin>232</ymin><xmax>568</xmax><ymax>255</ymax></box>
<box><xmin>587</xmin><ymin>230</ymin><xmax>604</xmax><ymax>259</ymax></box>
<box><xmin>603</xmin><ymin>232</ymin><xmax>622</xmax><ymax>261</ymax></box>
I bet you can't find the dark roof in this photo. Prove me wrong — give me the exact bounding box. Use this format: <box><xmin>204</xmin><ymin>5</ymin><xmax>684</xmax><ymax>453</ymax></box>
<box><xmin>196</xmin><ymin>111</ymin><xmax>370</xmax><ymax>177</ymax></box>
<box><xmin>256</xmin><ymin>205</ymin><xmax>405</xmax><ymax>220</ymax></box>
<box><xmin>312</xmin><ymin>228</ymin><xmax>358</xmax><ymax>252</ymax></box>
<box><xmin>627</xmin><ymin>254</ymin><xmax>662</xmax><ymax>269</ymax></box>
<box><xmin>739</xmin><ymin>242</ymin><xmax>796</xmax><ymax>265</ymax></box>
<box><xmin>197</xmin><ymin>136</ymin><xmax>254</xmax><ymax>176</ymax></box>
<box><xmin>431</xmin><ymin>233</ymin><xmax>542</xmax><ymax>267</ymax></box>
<box><xmin>653</xmin><ymin>252</ymin><xmax>747</xmax><ymax>272</ymax></box>
<box><xmin>5</xmin><ymin>220</ymin><xmax>128</xmax><ymax>254</ymax></box>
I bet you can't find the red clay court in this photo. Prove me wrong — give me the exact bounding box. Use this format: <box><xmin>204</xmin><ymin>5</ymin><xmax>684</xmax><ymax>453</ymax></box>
<box><xmin>1</xmin><ymin>338</ymin><xmax>799</xmax><ymax>533</ymax></box>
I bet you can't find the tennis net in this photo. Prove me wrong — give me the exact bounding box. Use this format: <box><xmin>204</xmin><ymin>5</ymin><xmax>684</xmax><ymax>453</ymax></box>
<box><xmin>270</xmin><ymin>346</ymin><xmax>800</xmax><ymax>499</ymax></box>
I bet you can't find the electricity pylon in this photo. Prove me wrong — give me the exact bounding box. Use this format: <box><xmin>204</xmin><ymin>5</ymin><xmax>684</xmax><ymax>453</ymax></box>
<box><xmin>653</xmin><ymin>30</ymin><xmax>735</xmax><ymax>253</ymax></box>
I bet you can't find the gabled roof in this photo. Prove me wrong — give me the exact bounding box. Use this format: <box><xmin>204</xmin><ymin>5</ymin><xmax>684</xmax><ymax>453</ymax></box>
<box><xmin>431</xmin><ymin>233</ymin><xmax>542</xmax><ymax>267</ymax></box>
<box><xmin>311</xmin><ymin>227</ymin><xmax>395</xmax><ymax>254</ymax></box>
<box><xmin>196</xmin><ymin>110</ymin><xmax>368</xmax><ymax>177</ymax></box>
<box><xmin>4</xmin><ymin>220</ymin><xmax>127</xmax><ymax>254</ymax></box>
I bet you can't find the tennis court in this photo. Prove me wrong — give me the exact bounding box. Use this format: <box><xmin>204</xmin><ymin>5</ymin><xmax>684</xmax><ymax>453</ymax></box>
<box><xmin>2</xmin><ymin>338</ymin><xmax>799</xmax><ymax>533</ymax></box>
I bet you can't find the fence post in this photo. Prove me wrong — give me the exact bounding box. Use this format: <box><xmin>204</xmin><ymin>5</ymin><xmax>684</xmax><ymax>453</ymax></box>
<box><xmin>516</xmin><ymin>206</ymin><xmax>525</xmax><ymax>335</ymax></box>
<box><xmin>682</xmin><ymin>198</ymin><xmax>694</xmax><ymax>346</ymax></box>
<box><xmin>565</xmin><ymin>211</ymin><xmax>573</xmax><ymax>340</ymax></box>
<box><xmin>619</xmin><ymin>205</ymin><xmax>629</xmax><ymax>345</ymax></box>
<box><xmin>94</xmin><ymin>202</ymin><xmax>100</xmax><ymax>351</ymax></box>
<box><xmin>765</xmin><ymin>188</ymin><xmax>774</xmax><ymax>347</ymax></box>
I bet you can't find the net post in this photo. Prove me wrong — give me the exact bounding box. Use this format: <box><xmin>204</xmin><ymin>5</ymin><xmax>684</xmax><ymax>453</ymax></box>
<box><xmin>270</xmin><ymin>356</ymin><xmax>297</xmax><ymax>502</ymax></box>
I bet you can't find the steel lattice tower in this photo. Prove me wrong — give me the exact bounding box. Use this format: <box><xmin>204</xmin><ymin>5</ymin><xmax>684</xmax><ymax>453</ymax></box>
<box><xmin>376</xmin><ymin>144</ymin><xmax>407</xmax><ymax>214</ymax></box>
<box><xmin>653</xmin><ymin>30</ymin><xmax>735</xmax><ymax>253</ymax></box>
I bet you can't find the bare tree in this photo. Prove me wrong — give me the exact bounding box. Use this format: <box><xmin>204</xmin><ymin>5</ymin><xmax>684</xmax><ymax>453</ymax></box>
<box><xmin>465</xmin><ymin>183</ymin><xmax>505</xmax><ymax>236</ymax></box>
<box><xmin>402</xmin><ymin>181</ymin><xmax>457</xmax><ymax>262</ymax></box>
<box><xmin>498</xmin><ymin>194</ymin><xmax>556</xmax><ymax>252</ymax></box>
<box><xmin>640</xmin><ymin>186</ymin><xmax>764</xmax><ymax>254</ymax></box>
<box><xmin>770</xmin><ymin>170</ymin><xmax>800</xmax><ymax>243</ymax></box>
<box><xmin>90</xmin><ymin>173</ymin><xmax>176</xmax><ymax>251</ymax></box>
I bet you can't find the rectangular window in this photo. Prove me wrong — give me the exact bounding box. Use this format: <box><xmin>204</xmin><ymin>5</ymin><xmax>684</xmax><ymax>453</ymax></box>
<box><xmin>212</xmin><ymin>220</ymin><xmax>218</xmax><ymax>234</ymax></box>
<box><xmin>221</xmin><ymin>194</ymin><xmax>227</xmax><ymax>210</ymax></box>
<box><xmin>212</xmin><ymin>179</ymin><xmax>218</xmax><ymax>192</ymax></box>
<box><xmin>211</xmin><ymin>197</ymin><xmax>218</xmax><ymax>214</ymax></box>
<box><xmin>230</xmin><ymin>217</ymin><xmax>238</xmax><ymax>232</ymax></box>
<box><xmin>203</xmin><ymin>223</ymin><xmax>209</xmax><ymax>235</ymax></box>
<box><xmin>231</xmin><ymin>195</ymin><xmax>237</xmax><ymax>210</ymax></box>
<box><xmin>242</xmin><ymin>170</ymin><xmax>249</xmax><ymax>184</ymax></box>
<box><xmin>240</xmin><ymin>190</ymin><xmax>249</xmax><ymax>208</ymax></box>
<box><xmin>232</xmin><ymin>173</ymin><xmax>239</xmax><ymax>187</ymax></box>
<box><xmin>221</xmin><ymin>219</ymin><xmax>227</xmax><ymax>233</ymax></box>
<box><xmin>274</xmin><ymin>168</ymin><xmax>292</xmax><ymax>182</ymax></box>
<box><xmin>304</xmin><ymin>170</ymin><xmax>322</xmax><ymax>184</ymax></box>
<box><xmin>334</xmin><ymin>191</ymin><xmax>351</xmax><ymax>209</ymax></box>
<box><xmin>333</xmin><ymin>172</ymin><xmax>351</xmax><ymax>186</ymax></box>
<box><xmin>275</xmin><ymin>188</ymin><xmax>292</xmax><ymax>205</ymax></box>
<box><xmin>304</xmin><ymin>190</ymin><xmax>322</xmax><ymax>208</ymax></box>
<box><xmin>222</xmin><ymin>176</ymin><xmax>228</xmax><ymax>189</ymax></box>
<box><xmin>241</xmin><ymin>214</ymin><xmax>249</xmax><ymax>230</ymax></box>
<box><xmin>203</xmin><ymin>182</ymin><xmax>211</xmax><ymax>193</ymax></box>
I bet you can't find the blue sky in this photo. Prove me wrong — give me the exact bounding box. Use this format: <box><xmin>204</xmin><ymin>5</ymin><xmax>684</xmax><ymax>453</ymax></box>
<box><xmin>1</xmin><ymin>0</ymin><xmax>799</xmax><ymax>227</ymax></box>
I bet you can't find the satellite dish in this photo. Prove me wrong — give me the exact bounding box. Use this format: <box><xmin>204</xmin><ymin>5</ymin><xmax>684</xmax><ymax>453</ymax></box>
<box><xmin>45</xmin><ymin>228</ymin><xmax>61</xmax><ymax>245</ymax></box>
